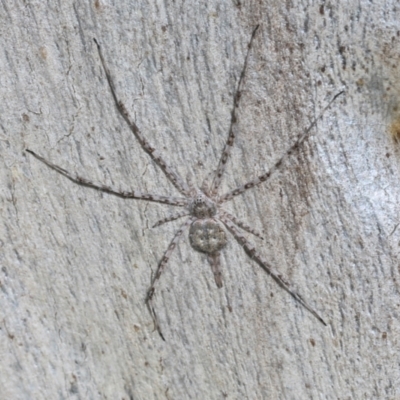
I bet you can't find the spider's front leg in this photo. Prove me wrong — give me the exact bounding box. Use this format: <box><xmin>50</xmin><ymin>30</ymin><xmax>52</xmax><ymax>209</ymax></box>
<box><xmin>219</xmin><ymin>90</ymin><xmax>345</xmax><ymax>203</ymax></box>
<box><xmin>209</xmin><ymin>25</ymin><xmax>259</xmax><ymax>197</ymax></box>
<box><xmin>93</xmin><ymin>38</ymin><xmax>191</xmax><ymax>197</ymax></box>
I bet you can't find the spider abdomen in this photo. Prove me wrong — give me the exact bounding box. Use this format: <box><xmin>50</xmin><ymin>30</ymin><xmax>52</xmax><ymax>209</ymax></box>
<box><xmin>189</xmin><ymin>219</ymin><xmax>227</xmax><ymax>254</ymax></box>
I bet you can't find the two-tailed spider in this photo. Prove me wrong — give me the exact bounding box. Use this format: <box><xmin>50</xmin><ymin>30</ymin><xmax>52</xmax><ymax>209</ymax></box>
<box><xmin>27</xmin><ymin>26</ymin><xmax>343</xmax><ymax>339</ymax></box>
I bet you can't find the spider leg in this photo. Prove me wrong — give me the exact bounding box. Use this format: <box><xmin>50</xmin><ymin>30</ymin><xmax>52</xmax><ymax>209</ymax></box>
<box><xmin>146</xmin><ymin>217</ymin><xmax>194</xmax><ymax>340</ymax></box>
<box><xmin>209</xmin><ymin>25</ymin><xmax>260</xmax><ymax>197</ymax></box>
<box><xmin>219</xmin><ymin>90</ymin><xmax>345</xmax><ymax>203</ymax></box>
<box><xmin>186</xmin><ymin>171</ymin><xmax>197</xmax><ymax>196</ymax></box>
<box><xmin>152</xmin><ymin>211</ymin><xmax>190</xmax><ymax>228</ymax></box>
<box><xmin>207</xmin><ymin>252</ymin><xmax>223</xmax><ymax>288</ymax></box>
<box><xmin>93</xmin><ymin>39</ymin><xmax>191</xmax><ymax>197</ymax></box>
<box><xmin>220</xmin><ymin>216</ymin><xmax>327</xmax><ymax>326</ymax></box>
<box><xmin>200</xmin><ymin>170</ymin><xmax>215</xmax><ymax>197</ymax></box>
<box><xmin>221</xmin><ymin>211</ymin><xmax>264</xmax><ymax>240</ymax></box>
<box><xmin>26</xmin><ymin>149</ymin><xmax>187</xmax><ymax>207</ymax></box>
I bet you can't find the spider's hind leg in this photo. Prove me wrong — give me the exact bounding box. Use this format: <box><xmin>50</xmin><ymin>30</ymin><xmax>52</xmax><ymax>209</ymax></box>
<box><xmin>220</xmin><ymin>215</ymin><xmax>327</xmax><ymax>326</ymax></box>
<box><xmin>222</xmin><ymin>211</ymin><xmax>264</xmax><ymax>240</ymax></box>
<box><xmin>145</xmin><ymin>217</ymin><xmax>193</xmax><ymax>340</ymax></box>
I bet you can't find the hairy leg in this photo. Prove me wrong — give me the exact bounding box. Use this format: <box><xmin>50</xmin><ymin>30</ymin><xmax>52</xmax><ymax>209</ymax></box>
<box><xmin>219</xmin><ymin>91</ymin><xmax>344</xmax><ymax>203</ymax></box>
<box><xmin>145</xmin><ymin>218</ymin><xmax>194</xmax><ymax>340</ymax></box>
<box><xmin>209</xmin><ymin>25</ymin><xmax>259</xmax><ymax>197</ymax></box>
<box><xmin>220</xmin><ymin>216</ymin><xmax>326</xmax><ymax>326</ymax></box>
<box><xmin>152</xmin><ymin>211</ymin><xmax>190</xmax><ymax>228</ymax></box>
<box><xmin>26</xmin><ymin>150</ymin><xmax>187</xmax><ymax>206</ymax></box>
<box><xmin>221</xmin><ymin>211</ymin><xmax>264</xmax><ymax>239</ymax></box>
<box><xmin>93</xmin><ymin>39</ymin><xmax>191</xmax><ymax>196</ymax></box>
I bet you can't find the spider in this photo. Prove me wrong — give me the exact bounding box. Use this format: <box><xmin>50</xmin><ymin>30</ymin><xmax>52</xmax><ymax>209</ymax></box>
<box><xmin>27</xmin><ymin>26</ymin><xmax>343</xmax><ymax>340</ymax></box>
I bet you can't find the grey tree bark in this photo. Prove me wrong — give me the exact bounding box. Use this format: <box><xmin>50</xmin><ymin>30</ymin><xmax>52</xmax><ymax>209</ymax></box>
<box><xmin>1</xmin><ymin>1</ymin><xmax>400</xmax><ymax>399</ymax></box>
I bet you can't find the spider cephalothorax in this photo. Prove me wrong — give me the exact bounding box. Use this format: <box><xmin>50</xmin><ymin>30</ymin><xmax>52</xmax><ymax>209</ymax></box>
<box><xmin>27</xmin><ymin>26</ymin><xmax>343</xmax><ymax>340</ymax></box>
<box><xmin>188</xmin><ymin>193</ymin><xmax>217</xmax><ymax>219</ymax></box>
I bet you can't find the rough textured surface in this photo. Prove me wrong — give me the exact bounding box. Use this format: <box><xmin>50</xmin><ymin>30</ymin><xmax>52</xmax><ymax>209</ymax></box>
<box><xmin>1</xmin><ymin>1</ymin><xmax>400</xmax><ymax>398</ymax></box>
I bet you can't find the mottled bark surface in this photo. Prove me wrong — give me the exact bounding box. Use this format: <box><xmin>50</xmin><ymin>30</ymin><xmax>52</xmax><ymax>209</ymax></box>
<box><xmin>1</xmin><ymin>1</ymin><xmax>400</xmax><ymax>398</ymax></box>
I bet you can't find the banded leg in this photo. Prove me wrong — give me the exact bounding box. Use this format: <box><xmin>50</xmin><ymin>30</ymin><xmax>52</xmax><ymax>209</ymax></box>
<box><xmin>26</xmin><ymin>150</ymin><xmax>187</xmax><ymax>207</ymax></box>
<box><xmin>209</xmin><ymin>25</ymin><xmax>260</xmax><ymax>197</ymax></box>
<box><xmin>152</xmin><ymin>211</ymin><xmax>190</xmax><ymax>228</ymax></box>
<box><xmin>207</xmin><ymin>252</ymin><xmax>223</xmax><ymax>288</ymax></box>
<box><xmin>145</xmin><ymin>217</ymin><xmax>194</xmax><ymax>340</ymax></box>
<box><xmin>221</xmin><ymin>216</ymin><xmax>326</xmax><ymax>326</ymax></box>
<box><xmin>200</xmin><ymin>170</ymin><xmax>214</xmax><ymax>196</ymax></box>
<box><xmin>93</xmin><ymin>39</ymin><xmax>191</xmax><ymax>197</ymax></box>
<box><xmin>221</xmin><ymin>211</ymin><xmax>264</xmax><ymax>239</ymax></box>
<box><xmin>186</xmin><ymin>171</ymin><xmax>197</xmax><ymax>196</ymax></box>
<box><xmin>219</xmin><ymin>91</ymin><xmax>345</xmax><ymax>203</ymax></box>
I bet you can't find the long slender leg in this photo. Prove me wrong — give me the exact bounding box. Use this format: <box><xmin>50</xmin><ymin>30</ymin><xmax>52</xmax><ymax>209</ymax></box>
<box><xmin>185</xmin><ymin>171</ymin><xmax>197</xmax><ymax>196</ymax></box>
<box><xmin>207</xmin><ymin>252</ymin><xmax>223</xmax><ymax>288</ymax></box>
<box><xmin>220</xmin><ymin>216</ymin><xmax>326</xmax><ymax>326</ymax></box>
<box><xmin>93</xmin><ymin>39</ymin><xmax>191</xmax><ymax>197</ymax></box>
<box><xmin>219</xmin><ymin>91</ymin><xmax>345</xmax><ymax>203</ymax></box>
<box><xmin>221</xmin><ymin>211</ymin><xmax>264</xmax><ymax>239</ymax></box>
<box><xmin>152</xmin><ymin>211</ymin><xmax>190</xmax><ymax>228</ymax></box>
<box><xmin>27</xmin><ymin>149</ymin><xmax>187</xmax><ymax>207</ymax></box>
<box><xmin>146</xmin><ymin>218</ymin><xmax>194</xmax><ymax>340</ymax></box>
<box><xmin>209</xmin><ymin>25</ymin><xmax>260</xmax><ymax>197</ymax></box>
<box><xmin>200</xmin><ymin>170</ymin><xmax>214</xmax><ymax>196</ymax></box>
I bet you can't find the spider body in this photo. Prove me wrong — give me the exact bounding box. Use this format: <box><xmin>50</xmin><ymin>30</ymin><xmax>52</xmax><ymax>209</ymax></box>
<box><xmin>27</xmin><ymin>27</ymin><xmax>343</xmax><ymax>340</ymax></box>
<box><xmin>189</xmin><ymin>218</ymin><xmax>227</xmax><ymax>254</ymax></box>
<box><xmin>188</xmin><ymin>193</ymin><xmax>217</xmax><ymax>218</ymax></box>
